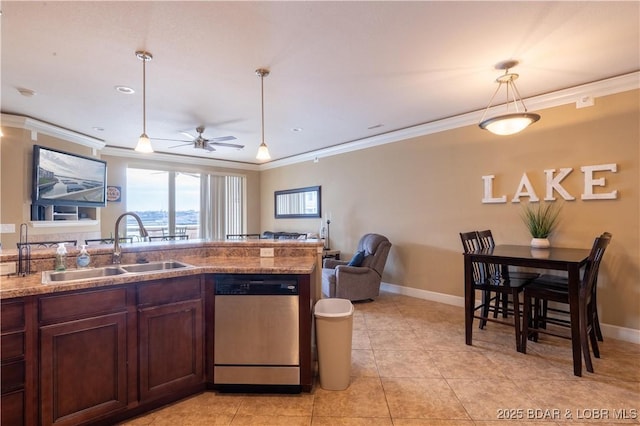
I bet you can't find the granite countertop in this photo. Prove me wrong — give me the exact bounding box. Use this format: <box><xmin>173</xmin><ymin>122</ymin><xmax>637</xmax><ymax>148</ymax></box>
<box><xmin>0</xmin><ymin>255</ymin><xmax>317</xmax><ymax>299</ymax></box>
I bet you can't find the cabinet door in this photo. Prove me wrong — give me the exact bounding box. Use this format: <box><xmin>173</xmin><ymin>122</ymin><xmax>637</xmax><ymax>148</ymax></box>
<box><xmin>40</xmin><ymin>313</ymin><xmax>127</xmax><ymax>426</ymax></box>
<box><xmin>138</xmin><ymin>299</ymin><xmax>203</xmax><ymax>402</ymax></box>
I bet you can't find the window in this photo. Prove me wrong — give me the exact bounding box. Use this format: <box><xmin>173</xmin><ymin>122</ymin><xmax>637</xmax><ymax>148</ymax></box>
<box><xmin>126</xmin><ymin>168</ymin><xmax>169</xmax><ymax>238</ymax></box>
<box><xmin>126</xmin><ymin>168</ymin><xmax>245</xmax><ymax>240</ymax></box>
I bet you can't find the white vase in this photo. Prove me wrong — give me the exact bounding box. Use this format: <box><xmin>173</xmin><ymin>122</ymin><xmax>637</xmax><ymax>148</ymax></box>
<box><xmin>530</xmin><ymin>248</ymin><xmax>550</xmax><ymax>258</ymax></box>
<box><xmin>530</xmin><ymin>237</ymin><xmax>550</xmax><ymax>248</ymax></box>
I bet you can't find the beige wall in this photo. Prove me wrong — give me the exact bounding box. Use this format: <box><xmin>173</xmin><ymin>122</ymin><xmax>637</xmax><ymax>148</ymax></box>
<box><xmin>0</xmin><ymin>128</ymin><xmax>102</xmax><ymax>246</ymax></box>
<box><xmin>260</xmin><ymin>90</ymin><xmax>640</xmax><ymax>331</ymax></box>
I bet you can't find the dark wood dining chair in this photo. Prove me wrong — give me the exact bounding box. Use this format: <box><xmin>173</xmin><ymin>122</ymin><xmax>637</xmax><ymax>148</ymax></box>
<box><xmin>522</xmin><ymin>233</ymin><xmax>611</xmax><ymax>373</ymax></box>
<box><xmin>526</xmin><ymin>231</ymin><xmax>610</xmax><ymax>343</ymax></box>
<box><xmin>460</xmin><ymin>231</ymin><xmax>534</xmax><ymax>351</ymax></box>
<box><xmin>226</xmin><ymin>233</ymin><xmax>261</xmax><ymax>239</ymax></box>
<box><xmin>85</xmin><ymin>237</ymin><xmax>133</xmax><ymax>245</ymax></box>
<box><xmin>149</xmin><ymin>235</ymin><xmax>189</xmax><ymax>241</ymax></box>
<box><xmin>477</xmin><ymin>230</ymin><xmax>539</xmax><ymax>319</ymax></box>
<box><xmin>16</xmin><ymin>240</ymin><xmax>77</xmax><ymax>249</ymax></box>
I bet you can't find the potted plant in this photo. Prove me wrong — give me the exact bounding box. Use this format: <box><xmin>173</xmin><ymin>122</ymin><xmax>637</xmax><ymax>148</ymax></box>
<box><xmin>520</xmin><ymin>202</ymin><xmax>562</xmax><ymax>248</ymax></box>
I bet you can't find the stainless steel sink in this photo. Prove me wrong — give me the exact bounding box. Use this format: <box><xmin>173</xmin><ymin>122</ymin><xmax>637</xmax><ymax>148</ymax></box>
<box><xmin>121</xmin><ymin>261</ymin><xmax>192</xmax><ymax>273</ymax></box>
<box><xmin>43</xmin><ymin>266</ymin><xmax>128</xmax><ymax>283</ymax></box>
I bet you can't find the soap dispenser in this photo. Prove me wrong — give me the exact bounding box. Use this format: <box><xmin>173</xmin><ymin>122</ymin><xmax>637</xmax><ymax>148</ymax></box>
<box><xmin>77</xmin><ymin>244</ymin><xmax>91</xmax><ymax>268</ymax></box>
<box><xmin>55</xmin><ymin>243</ymin><xmax>67</xmax><ymax>271</ymax></box>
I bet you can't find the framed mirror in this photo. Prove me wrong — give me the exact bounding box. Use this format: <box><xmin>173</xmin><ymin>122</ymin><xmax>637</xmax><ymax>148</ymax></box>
<box><xmin>275</xmin><ymin>186</ymin><xmax>321</xmax><ymax>218</ymax></box>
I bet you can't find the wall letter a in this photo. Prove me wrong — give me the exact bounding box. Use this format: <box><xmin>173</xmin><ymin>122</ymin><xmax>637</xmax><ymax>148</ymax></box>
<box><xmin>511</xmin><ymin>173</ymin><xmax>540</xmax><ymax>202</ymax></box>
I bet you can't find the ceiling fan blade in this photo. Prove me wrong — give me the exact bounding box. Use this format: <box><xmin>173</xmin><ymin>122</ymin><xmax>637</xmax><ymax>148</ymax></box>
<box><xmin>151</xmin><ymin>137</ymin><xmax>193</xmax><ymax>143</ymax></box>
<box><xmin>204</xmin><ymin>144</ymin><xmax>216</xmax><ymax>152</ymax></box>
<box><xmin>168</xmin><ymin>142</ymin><xmax>194</xmax><ymax>149</ymax></box>
<box><xmin>208</xmin><ymin>135</ymin><xmax>237</xmax><ymax>142</ymax></box>
<box><xmin>210</xmin><ymin>142</ymin><xmax>245</xmax><ymax>149</ymax></box>
<box><xmin>180</xmin><ymin>131</ymin><xmax>197</xmax><ymax>140</ymax></box>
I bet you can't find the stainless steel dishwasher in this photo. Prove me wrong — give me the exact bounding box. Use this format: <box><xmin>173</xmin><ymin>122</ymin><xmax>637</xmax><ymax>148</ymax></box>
<box><xmin>214</xmin><ymin>274</ymin><xmax>300</xmax><ymax>388</ymax></box>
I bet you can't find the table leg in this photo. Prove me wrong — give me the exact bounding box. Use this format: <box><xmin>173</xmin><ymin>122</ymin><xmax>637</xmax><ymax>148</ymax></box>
<box><xmin>464</xmin><ymin>255</ymin><xmax>474</xmax><ymax>346</ymax></box>
<box><xmin>568</xmin><ymin>264</ymin><xmax>582</xmax><ymax>377</ymax></box>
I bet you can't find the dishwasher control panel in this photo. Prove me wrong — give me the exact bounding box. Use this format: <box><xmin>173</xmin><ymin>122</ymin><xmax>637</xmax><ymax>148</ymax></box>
<box><xmin>214</xmin><ymin>274</ymin><xmax>299</xmax><ymax>295</ymax></box>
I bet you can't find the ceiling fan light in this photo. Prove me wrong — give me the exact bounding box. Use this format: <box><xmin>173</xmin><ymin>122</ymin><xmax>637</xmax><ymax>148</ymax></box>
<box><xmin>256</xmin><ymin>142</ymin><xmax>271</xmax><ymax>160</ymax></box>
<box><xmin>479</xmin><ymin>112</ymin><xmax>540</xmax><ymax>136</ymax></box>
<box><xmin>135</xmin><ymin>133</ymin><xmax>154</xmax><ymax>153</ymax></box>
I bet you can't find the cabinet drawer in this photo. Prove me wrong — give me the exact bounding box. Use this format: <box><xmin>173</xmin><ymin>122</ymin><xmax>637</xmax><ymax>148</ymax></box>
<box><xmin>138</xmin><ymin>276</ymin><xmax>202</xmax><ymax>306</ymax></box>
<box><xmin>1</xmin><ymin>332</ymin><xmax>24</xmax><ymax>361</ymax></box>
<box><xmin>1</xmin><ymin>359</ymin><xmax>25</xmax><ymax>393</ymax></box>
<box><xmin>39</xmin><ymin>287</ymin><xmax>128</xmax><ymax>324</ymax></box>
<box><xmin>1</xmin><ymin>300</ymin><xmax>25</xmax><ymax>333</ymax></box>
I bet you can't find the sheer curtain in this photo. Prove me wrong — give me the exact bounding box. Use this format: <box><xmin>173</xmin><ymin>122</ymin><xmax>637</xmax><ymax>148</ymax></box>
<box><xmin>200</xmin><ymin>174</ymin><xmax>245</xmax><ymax>240</ymax></box>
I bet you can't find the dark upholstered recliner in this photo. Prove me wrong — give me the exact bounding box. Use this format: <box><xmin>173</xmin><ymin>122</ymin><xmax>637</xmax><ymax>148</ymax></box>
<box><xmin>321</xmin><ymin>233</ymin><xmax>392</xmax><ymax>301</ymax></box>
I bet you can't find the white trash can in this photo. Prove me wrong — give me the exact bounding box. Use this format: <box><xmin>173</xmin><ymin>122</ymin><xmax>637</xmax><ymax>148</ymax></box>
<box><xmin>314</xmin><ymin>298</ymin><xmax>354</xmax><ymax>390</ymax></box>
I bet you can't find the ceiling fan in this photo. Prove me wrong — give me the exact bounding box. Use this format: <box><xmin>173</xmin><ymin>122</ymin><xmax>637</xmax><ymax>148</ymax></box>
<box><xmin>151</xmin><ymin>126</ymin><xmax>244</xmax><ymax>152</ymax></box>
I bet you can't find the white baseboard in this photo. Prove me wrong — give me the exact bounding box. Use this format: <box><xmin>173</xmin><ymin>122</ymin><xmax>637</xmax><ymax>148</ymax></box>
<box><xmin>380</xmin><ymin>282</ymin><xmax>640</xmax><ymax>345</ymax></box>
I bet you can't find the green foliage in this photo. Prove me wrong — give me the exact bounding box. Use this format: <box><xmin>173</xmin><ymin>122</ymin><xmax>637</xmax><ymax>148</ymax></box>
<box><xmin>520</xmin><ymin>203</ymin><xmax>562</xmax><ymax>238</ymax></box>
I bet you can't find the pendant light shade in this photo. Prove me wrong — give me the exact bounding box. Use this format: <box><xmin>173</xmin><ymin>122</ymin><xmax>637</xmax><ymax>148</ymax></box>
<box><xmin>135</xmin><ymin>51</ymin><xmax>154</xmax><ymax>153</ymax></box>
<box><xmin>479</xmin><ymin>60</ymin><xmax>540</xmax><ymax>136</ymax></box>
<box><xmin>255</xmin><ymin>68</ymin><xmax>271</xmax><ymax>161</ymax></box>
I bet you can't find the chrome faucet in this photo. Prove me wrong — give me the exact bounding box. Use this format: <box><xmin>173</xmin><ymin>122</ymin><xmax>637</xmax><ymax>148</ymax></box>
<box><xmin>113</xmin><ymin>212</ymin><xmax>149</xmax><ymax>264</ymax></box>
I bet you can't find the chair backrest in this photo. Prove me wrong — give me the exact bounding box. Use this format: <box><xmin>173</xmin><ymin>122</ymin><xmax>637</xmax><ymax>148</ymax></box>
<box><xmin>17</xmin><ymin>240</ymin><xmax>77</xmax><ymax>249</ymax></box>
<box><xmin>226</xmin><ymin>233</ymin><xmax>261</xmax><ymax>239</ymax></box>
<box><xmin>149</xmin><ymin>235</ymin><xmax>189</xmax><ymax>241</ymax></box>
<box><xmin>356</xmin><ymin>233</ymin><xmax>392</xmax><ymax>277</ymax></box>
<box><xmin>581</xmin><ymin>233</ymin><xmax>611</xmax><ymax>304</ymax></box>
<box><xmin>459</xmin><ymin>231</ymin><xmax>487</xmax><ymax>284</ymax></box>
<box><xmin>85</xmin><ymin>237</ymin><xmax>133</xmax><ymax>245</ymax></box>
<box><xmin>477</xmin><ymin>229</ymin><xmax>501</xmax><ymax>279</ymax></box>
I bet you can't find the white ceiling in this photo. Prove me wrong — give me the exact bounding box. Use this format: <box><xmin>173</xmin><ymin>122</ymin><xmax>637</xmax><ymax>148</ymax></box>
<box><xmin>1</xmin><ymin>1</ymin><xmax>639</xmax><ymax>165</ymax></box>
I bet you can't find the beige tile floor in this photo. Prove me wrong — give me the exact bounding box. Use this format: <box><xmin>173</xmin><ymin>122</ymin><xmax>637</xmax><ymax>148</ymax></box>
<box><xmin>122</xmin><ymin>291</ymin><xmax>640</xmax><ymax>425</ymax></box>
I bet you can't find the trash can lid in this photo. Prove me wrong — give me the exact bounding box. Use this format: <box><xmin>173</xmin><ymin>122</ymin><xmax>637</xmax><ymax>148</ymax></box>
<box><xmin>314</xmin><ymin>298</ymin><xmax>354</xmax><ymax>317</ymax></box>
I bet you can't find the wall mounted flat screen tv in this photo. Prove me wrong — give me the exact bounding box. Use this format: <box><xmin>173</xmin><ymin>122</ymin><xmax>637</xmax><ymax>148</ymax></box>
<box><xmin>31</xmin><ymin>145</ymin><xmax>107</xmax><ymax>208</ymax></box>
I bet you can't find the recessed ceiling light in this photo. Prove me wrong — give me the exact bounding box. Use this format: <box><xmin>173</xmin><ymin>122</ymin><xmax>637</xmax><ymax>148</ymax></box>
<box><xmin>291</xmin><ymin>127</ymin><xmax>303</xmax><ymax>132</ymax></box>
<box><xmin>115</xmin><ymin>85</ymin><xmax>135</xmax><ymax>94</ymax></box>
<box><xmin>17</xmin><ymin>87</ymin><xmax>36</xmax><ymax>97</ymax></box>
<box><xmin>367</xmin><ymin>124</ymin><xmax>383</xmax><ymax>130</ymax></box>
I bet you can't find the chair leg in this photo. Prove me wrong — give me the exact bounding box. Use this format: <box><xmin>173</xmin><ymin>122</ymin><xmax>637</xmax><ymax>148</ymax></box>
<box><xmin>501</xmin><ymin>293</ymin><xmax>509</xmax><ymax>318</ymax></box>
<box><xmin>522</xmin><ymin>293</ymin><xmax>530</xmax><ymax>354</ymax></box>
<box><xmin>587</xmin><ymin>304</ymin><xmax>601</xmax><ymax>358</ymax></box>
<box><xmin>580</xmin><ymin>312</ymin><xmax>594</xmax><ymax>373</ymax></box>
<box><xmin>479</xmin><ymin>290</ymin><xmax>490</xmax><ymax>329</ymax></box>
<box><xmin>511</xmin><ymin>288</ymin><xmax>522</xmax><ymax>352</ymax></box>
<box><xmin>589</xmin><ymin>327</ymin><xmax>600</xmax><ymax>359</ymax></box>
<box><xmin>593</xmin><ymin>309</ymin><xmax>604</xmax><ymax>342</ymax></box>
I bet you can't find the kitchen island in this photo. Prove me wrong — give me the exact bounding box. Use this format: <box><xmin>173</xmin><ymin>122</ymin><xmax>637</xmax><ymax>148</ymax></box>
<box><xmin>0</xmin><ymin>239</ymin><xmax>322</xmax><ymax>426</ymax></box>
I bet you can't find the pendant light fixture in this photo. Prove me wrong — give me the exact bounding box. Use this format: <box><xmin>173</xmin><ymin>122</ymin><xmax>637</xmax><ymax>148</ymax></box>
<box><xmin>134</xmin><ymin>50</ymin><xmax>154</xmax><ymax>153</ymax></box>
<box><xmin>479</xmin><ymin>60</ymin><xmax>540</xmax><ymax>136</ymax></box>
<box><xmin>255</xmin><ymin>68</ymin><xmax>271</xmax><ymax>161</ymax></box>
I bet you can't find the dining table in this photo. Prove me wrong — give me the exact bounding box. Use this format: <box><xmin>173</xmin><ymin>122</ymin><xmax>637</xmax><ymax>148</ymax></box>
<box><xmin>463</xmin><ymin>244</ymin><xmax>592</xmax><ymax>376</ymax></box>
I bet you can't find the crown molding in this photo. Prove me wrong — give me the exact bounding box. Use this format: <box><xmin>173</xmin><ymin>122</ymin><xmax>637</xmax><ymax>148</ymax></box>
<box><xmin>100</xmin><ymin>146</ymin><xmax>261</xmax><ymax>171</ymax></box>
<box><xmin>0</xmin><ymin>113</ymin><xmax>106</xmax><ymax>149</ymax></box>
<box><xmin>259</xmin><ymin>71</ymin><xmax>639</xmax><ymax>170</ymax></box>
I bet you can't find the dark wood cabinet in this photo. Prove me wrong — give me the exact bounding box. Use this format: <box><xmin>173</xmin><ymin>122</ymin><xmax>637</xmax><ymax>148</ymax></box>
<box><xmin>2</xmin><ymin>267</ymin><xmax>311</xmax><ymax>425</ymax></box>
<box><xmin>137</xmin><ymin>276</ymin><xmax>204</xmax><ymax>402</ymax></box>
<box><xmin>1</xmin><ymin>298</ymin><xmax>31</xmax><ymax>426</ymax></box>
<box><xmin>38</xmin><ymin>287</ymin><xmax>130</xmax><ymax>426</ymax></box>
